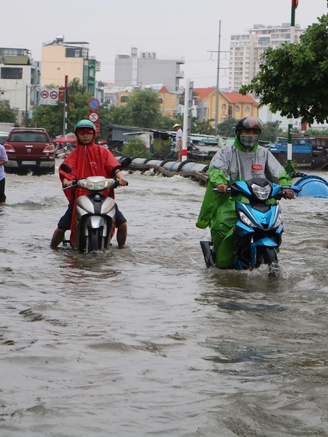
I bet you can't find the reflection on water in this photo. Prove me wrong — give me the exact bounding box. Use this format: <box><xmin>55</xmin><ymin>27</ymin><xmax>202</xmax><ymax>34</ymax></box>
<box><xmin>0</xmin><ymin>169</ymin><xmax>328</xmax><ymax>436</ymax></box>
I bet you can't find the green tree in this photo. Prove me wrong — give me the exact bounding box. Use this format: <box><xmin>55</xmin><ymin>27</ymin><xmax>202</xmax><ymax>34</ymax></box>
<box><xmin>217</xmin><ymin>118</ymin><xmax>238</xmax><ymax>137</ymax></box>
<box><xmin>0</xmin><ymin>101</ymin><xmax>16</xmax><ymax>123</ymax></box>
<box><xmin>260</xmin><ymin>121</ymin><xmax>280</xmax><ymax>142</ymax></box>
<box><xmin>125</xmin><ymin>89</ymin><xmax>162</xmax><ymax>128</ymax></box>
<box><xmin>193</xmin><ymin>119</ymin><xmax>216</xmax><ymax>135</ymax></box>
<box><xmin>240</xmin><ymin>14</ymin><xmax>328</xmax><ymax>125</ymax></box>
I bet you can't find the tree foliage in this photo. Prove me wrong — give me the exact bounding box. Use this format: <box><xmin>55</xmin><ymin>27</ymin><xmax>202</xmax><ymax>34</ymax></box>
<box><xmin>217</xmin><ymin>118</ymin><xmax>238</xmax><ymax>137</ymax></box>
<box><xmin>240</xmin><ymin>14</ymin><xmax>328</xmax><ymax>125</ymax></box>
<box><xmin>122</xmin><ymin>136</ymin><xmax>152</xmax><ymax>159</ymax></box>
<box><xmin>0</xmin><ymin>102</ymin><xmax>16</xmax><ymax>123</ymax></box>
<box><xmin>125</xmin><ymin>89</ymin><xmax>162</xmax><ymax>128</ymax></box>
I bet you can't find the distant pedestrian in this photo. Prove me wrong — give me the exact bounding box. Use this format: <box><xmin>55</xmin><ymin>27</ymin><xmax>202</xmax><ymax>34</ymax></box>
<box><xmin>173</xmin><ymin>123</ymin><xmax>183</xmax><ymax>161</ymax></box>
<box><xmin>0</xmin><ymin>143</ymin><xmax>8</xmax><ymax>205</ymax></box>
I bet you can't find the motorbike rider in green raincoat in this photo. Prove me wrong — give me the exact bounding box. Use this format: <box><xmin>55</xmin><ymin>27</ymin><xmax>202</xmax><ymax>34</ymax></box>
<box><xmin>196</xmin><ymin>116</ymin><xmax>294</xmax><ymax>269</ymax></box>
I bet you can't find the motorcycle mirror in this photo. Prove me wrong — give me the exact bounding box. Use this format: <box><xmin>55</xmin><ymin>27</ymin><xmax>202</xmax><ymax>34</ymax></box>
<box><xmin>120</xmin><ymin>157</ymin><xmax>132</xmax><ymax>168</ymax></box>
<box><xmin>60</xmin><ymin>163</ymin><xmax>72</xmax><ymax>173</ymax></box>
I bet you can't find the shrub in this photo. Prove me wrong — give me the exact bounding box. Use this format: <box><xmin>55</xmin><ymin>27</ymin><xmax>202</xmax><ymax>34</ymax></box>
<box><xmin>122</xmin><ymin>137</ymin><xmax>152</xmax><ymax>158</ymax></box>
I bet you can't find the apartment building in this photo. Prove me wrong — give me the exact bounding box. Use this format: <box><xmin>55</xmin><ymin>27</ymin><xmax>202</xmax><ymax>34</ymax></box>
<box><xmin>229</xmin><ymin>23</ymin><xmax>304</xmax><ymax>92</ymax></box>
<box><xmin>114</xmin><ymin>47</ymin><xmax>184</xmax><ymax>93</ymax></box>
<box><xmin>41</xmin><ymin>35</ymin><xmax>99</xmax><ymax>95</ymax></box>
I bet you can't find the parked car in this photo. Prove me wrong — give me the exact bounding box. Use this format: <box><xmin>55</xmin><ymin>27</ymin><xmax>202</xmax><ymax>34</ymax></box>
<box><xmin>4</xmin><ymin>128</ymin><xmax>55</xmax><ymax>174</ymax></box>
<box><xmin>0</xmin><ymin>131</ymin><xmax>8</xmax><ymax>145</ymax></box>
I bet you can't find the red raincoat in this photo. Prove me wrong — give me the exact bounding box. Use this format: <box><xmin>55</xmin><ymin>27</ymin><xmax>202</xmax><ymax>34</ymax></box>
<box><xmin>59</xmin><ymin>142</ymin><xmax>121</xmax><ymax>244</ymax></box>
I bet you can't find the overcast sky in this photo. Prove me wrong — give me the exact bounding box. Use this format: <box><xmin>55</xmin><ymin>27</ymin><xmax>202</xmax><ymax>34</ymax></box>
<box><xmin>3</xmin><ymin>0</ymin><xmax>327</xmax><ymax>89</ymax></box>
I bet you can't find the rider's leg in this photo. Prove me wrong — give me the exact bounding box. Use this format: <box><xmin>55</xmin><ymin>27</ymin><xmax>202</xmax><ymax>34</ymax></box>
<box><xmin>115</xmin><ymin>205</ymin><xmax>127</xmax><ymax>248</ymax></box>
<box><xmin>50</xmin><ymin>203</ymin><xmax>73</xmax><ymax>248</ymax></box>
<box><xmin>50</xmin><ymin>227</ymin><xmax>66</xmax><ymax>248</ymax></box>
<box><xmin>117</xmin><ymin>222</ymin><xmax>127</xmax><ymax>248</ymax></box>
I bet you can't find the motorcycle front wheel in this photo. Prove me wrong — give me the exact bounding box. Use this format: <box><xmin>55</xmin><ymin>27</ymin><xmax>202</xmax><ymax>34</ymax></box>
<box><xmin>265</xmin><ymin>247</ymin><xmax>279</xmax><ymax>278</ymax></box>
<box><xmin>86</xmin><ymin>228</ymin><xmax>104</xmax><ymax>253</ymax></box>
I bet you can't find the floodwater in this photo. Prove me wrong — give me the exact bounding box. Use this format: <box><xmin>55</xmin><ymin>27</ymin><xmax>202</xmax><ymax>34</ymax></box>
<box><xmin>1</xmin><ymin>163</ymin><xmax>328</xmax><ymax>437</ymax></box>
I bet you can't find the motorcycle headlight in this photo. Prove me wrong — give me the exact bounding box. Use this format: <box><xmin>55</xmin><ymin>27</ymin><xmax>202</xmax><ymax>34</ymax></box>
<box><xmin>79</xmin><ymin>179</ymin><xmax>113</xmax><ymax>190</ymax></box>
<box><xmin>251</xmin><ymin>182</ymin><xmax>271</xmax><ymax>200</ymax></box>
<box><xmin>238</xmin><ymin>211</ymin><xmax>256</xmax><ymax>228</ymax></box>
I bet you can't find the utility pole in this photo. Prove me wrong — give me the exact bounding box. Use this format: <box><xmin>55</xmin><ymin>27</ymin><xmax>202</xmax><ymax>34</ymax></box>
<box><xmin>215</xmin><ymin>21</ymin><xmax>222</xmax><ymax>135</ymax></box>
<box><xmin>208</xmin><ymin>21</ymin><xmax>229</xmax><ymax>135</ymax></box>
<box><xmin>285</xmin><ymin>0</ymin><xmax>299</xmax><ymax>174</ymax></box>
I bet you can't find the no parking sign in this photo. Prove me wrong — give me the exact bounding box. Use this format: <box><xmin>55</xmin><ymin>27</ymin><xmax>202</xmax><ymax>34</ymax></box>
<box><xmin>88</xmin><ymin>98</ymin><xmax>100</xmax><ymax>111</ymax></box>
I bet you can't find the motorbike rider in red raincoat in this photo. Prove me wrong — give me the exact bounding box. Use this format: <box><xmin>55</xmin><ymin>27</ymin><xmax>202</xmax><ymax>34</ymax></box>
<box><xmin>50</xmin><ymin>119</ymin><xmax>128</xmax><ymax>249</ymax></box>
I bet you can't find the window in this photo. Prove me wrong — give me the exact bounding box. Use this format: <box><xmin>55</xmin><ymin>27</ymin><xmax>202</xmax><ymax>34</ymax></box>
<box><xmin>1</xmin><ymin>67</ymin><xmax>23</xmax><ymax>79</ymax></box>
<box><xmin>120</xmin><ymin>95</ymin><xmax>129</xmax><ymax>103</ymax></box>
<box><xmin>158</xmin><ymin>97</ymin><xmax>163</xmax><ymax>104</ymax></box>
<box><xmin>245</xmin><ymin>106</ymin><xmax>250</xmax><ymax>113</ymax></box>
<box><xmin>235</xmin><ymin>105</ymin><xmax>240</xmax><ymax>112</ymax></box>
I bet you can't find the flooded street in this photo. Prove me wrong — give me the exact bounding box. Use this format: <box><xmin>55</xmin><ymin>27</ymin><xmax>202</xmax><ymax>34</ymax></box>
<box><xmin>1</xmin><ymin>163</ymin><xmax>328</xmax><ymax>436</ymax></box>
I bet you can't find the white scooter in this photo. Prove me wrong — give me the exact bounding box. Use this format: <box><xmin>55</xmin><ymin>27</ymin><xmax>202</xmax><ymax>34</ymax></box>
<box><xmin>60</xmin><ymin>158</ymin><xmax>129</xmax><ymax>253</ymax></box>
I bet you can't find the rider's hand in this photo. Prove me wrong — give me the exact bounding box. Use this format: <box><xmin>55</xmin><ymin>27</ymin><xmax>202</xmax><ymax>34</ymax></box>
<box><xmin>216</xmin><ymin>184</ymin><xmax>228</xmax><ymax>193</ymax></box>
<box><xmin>283</xmin><ymin>189</ymin><xmax>295</xmax><ymax>199</ymax></box>
<box><xmin>62</xmin><ymin>177</ymin><xmax>74</xmax><ymax>188</ymax></box>
<box><xmin>114</xmin><ymin>170</ymin><xmax>128</xmax><ymax>186</ymax></box>
<box><xmin>117</xmin><ymin>176</ymin><xmax>128</xmax><ymax>186</ymax></box>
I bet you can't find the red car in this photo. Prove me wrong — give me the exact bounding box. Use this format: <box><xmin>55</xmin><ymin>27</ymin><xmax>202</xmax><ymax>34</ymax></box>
<box><xmin>4</xmin><ymin>128</ymin><xmax>55</xmax><ymax>174</ymax></box>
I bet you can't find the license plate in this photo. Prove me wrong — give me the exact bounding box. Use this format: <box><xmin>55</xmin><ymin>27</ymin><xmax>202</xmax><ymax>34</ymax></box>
<box><xmin>22</xmin><ymin>161</ymin><xmax>36</xmax><ymax>165</ymax></box>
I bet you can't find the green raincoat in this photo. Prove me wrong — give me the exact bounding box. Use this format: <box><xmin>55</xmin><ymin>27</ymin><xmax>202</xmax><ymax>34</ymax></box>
<box><xmin>196</xmin><ymin>138</ymin><xmax>292</xmax><ymax>268</ymax></box>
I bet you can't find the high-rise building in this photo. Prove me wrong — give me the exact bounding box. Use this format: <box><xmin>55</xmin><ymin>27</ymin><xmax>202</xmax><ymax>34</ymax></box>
<box><xmin>229</xmin><ymin>23</ymin><xmax>304</xmax><ymax>92</ymax></box>
<box><xmin>114</xmin><ymin>47</ymin><xmax>184</xmax><ymax>92</ymax></box>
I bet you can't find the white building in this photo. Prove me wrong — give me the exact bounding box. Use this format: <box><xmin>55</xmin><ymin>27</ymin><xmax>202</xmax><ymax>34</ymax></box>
<box><xmin>229</xmin><ymin>23</ymin><xmax>304</xmax><ymax>92</ymax></box>
<box><xmin>0</xmin><ymin>47</ymin><xmax>40</xmax><ymax>124</ymax></box>
<box><xmin>114</xmin><ymin>47</ymin><xmax>184</xmax><ymax>93</ymax></box>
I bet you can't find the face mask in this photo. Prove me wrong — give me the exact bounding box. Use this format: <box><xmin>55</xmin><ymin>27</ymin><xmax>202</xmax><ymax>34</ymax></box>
<box><xmin>239</xmin><ymin>134</ymin><xmax>259</xmax><ymax>149</ymax></box>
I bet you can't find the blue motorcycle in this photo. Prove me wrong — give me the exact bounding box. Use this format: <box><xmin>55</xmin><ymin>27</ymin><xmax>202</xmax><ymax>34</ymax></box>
<box><xmin>200</xmin><ymin>177</ymin><xmax>301</xmax><ymax>277</ymax></box>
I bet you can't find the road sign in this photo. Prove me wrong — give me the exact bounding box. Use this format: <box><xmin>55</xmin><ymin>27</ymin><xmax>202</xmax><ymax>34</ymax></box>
<box><xmin>50</xmin><ymin>90</ymin><xmax>59</xmax><ymax>100</ymax></box>
<box><xmin>88</xmin><ymin>98</ymin><xmax>100</xmax><ymax>111</ymax></box>
<box><xmin>40</xmin><ymin>90</ymin><xmax>49</xmax><ymax>99</ymax></box>
<box><xmin>40</xmin><ymin>88</ymin><xmax>60</xmax><ymax>106</ymax></box>
<box><xmin>88</xmin><ymin>112</ymin><xmax>100</xmax><ymax>123</ymax></box>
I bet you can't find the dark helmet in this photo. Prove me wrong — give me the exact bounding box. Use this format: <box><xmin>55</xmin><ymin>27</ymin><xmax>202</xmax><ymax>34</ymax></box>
<box><xmin>74</xmin><ymin>119</ymin><xmax>96</xmax><ymax>134</ymax></box>
<box><xmin>235</xmin><ymin>116</ymin><xmax>263</xmax><ymax>135</ymax></box>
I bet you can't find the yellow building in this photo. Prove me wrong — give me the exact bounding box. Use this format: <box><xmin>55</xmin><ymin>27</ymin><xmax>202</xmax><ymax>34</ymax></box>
<box><xmin>193</xmin><ymin>87</ymin><xmax>259</xmax><ymax>125</ymax></box>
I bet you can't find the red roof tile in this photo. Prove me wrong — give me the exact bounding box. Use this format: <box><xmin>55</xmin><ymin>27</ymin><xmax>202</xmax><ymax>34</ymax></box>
<box><xmin>193</xmin><ymin>88</ymin><xmax>258</xmax><ymax>107</ymax></box>
<box><xmin>159</xmin><ymin>85</ymin><xmax>169</xmax><ymax>93</ymax></box>
<box><xmin>221</xmin><ymin>91</ymin><xmax>258</xmax><ymax>106</ymax></box>
<box><xmin>193</xmin><ymin>87</ymin><xmax>216</xmax><ymax>100</ymax></box>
